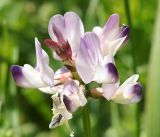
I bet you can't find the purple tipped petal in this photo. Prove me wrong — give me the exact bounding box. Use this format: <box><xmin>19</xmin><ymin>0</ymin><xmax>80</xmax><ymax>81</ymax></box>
<box><xmin>76</xmin><ymin>32</ymin><xmax>103</xmax><ymax>84</ymax></box>
<box><xmin>131</xmin><ymin>83</ymin><xmax>142</xmax><ymax>102</ymax></box>
<box><xmin>121</xmin><ymin>25</ymin><xmax>129</xmax><ymax>38</ymax></box>
<box><xmin>11</xmin><ymin>38</ymin><xmax>54</xmax><ymax>89</ymax></box>
<box><xmin>111</xmin><ymin>75</ymin><xmax>142</xmax><ymax>104</ymax></box>
<box><xmin>120</xmin><ymin>25</ymin><xmax>129</xmax><ymax>44</ymax></box>
<box><xmin>94</xmin><ymin>62</ymin><xmax>118</xmax><ymax>84</ymax></box>
<box><xmin>105</xmin><ymin>63</ymin><xmax>118</xmax><ymax>82</ymax></box>
<box><xmin>62</xmin><ymin>80</ymin><xmax>86</xmax><ymax>112</ymax></box>
<box><xmin>11</xmin><ymin>65</ymin><xmax>24</xmax><ymax>84</ymax></box>
<box><xmin>11</xmin><ymin>65</ymin><xmax>46</xmax><ymax>88</ymax></box>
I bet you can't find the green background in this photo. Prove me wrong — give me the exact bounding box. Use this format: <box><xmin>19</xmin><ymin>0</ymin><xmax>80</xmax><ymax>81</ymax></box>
<box><xmin>0</xmin><ymin>0</ymin><xmax>160</xmax><ymax>137</ymax></box>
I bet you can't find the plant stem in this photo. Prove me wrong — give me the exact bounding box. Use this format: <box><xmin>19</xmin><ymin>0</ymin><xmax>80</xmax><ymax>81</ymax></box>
<box><xmin>124</xmin><ymin>1</ymin><xmax>140</xmax><ymax>137</ymax></box>
<box><xmin>110</xmin><ymin>103</ymin><xmax>121</xmax><ymax>137</ymax></box>
<box><xmin>124</xmin><ymin>0</ymin><xmax>137</xmax><ymax>73</ymax></box>
<box><xmin>82</xmin><ymin>104</ymin><xmax>91</xmax><ymax>137</ymax></box>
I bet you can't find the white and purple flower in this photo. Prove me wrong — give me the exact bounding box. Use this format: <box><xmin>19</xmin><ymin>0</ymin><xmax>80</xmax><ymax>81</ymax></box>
<box><xmin>75</xmin><ymin>32</ymin><xmax>118</xmax><ymax>84</ymax></box>
<box><xmin>93</xmin><ymin>13</ymin><xmax>129</xmax><ymax>56</ymax></box>
<box><xmin>11</xmin><ymin>11</ymin><xmax>142</xmax><ymax>129</ymax></box>
<box><xmin>44</xmin><ymin>11</ymin><xmax>84</xmax><ymax>63</ymax></box>
<box><xmin>95</xmin><ymin>74</ymin><xmax>142</xmax><ymax>104</ymax></box>
<box><xmin>11</xmin><ymin>38</ymin><xmax>55</xmax><ymax>93</ymax></box>
<box><xmin>49</xmin><ymin>80</ymin><xmax>87</xmax><ymax>128</ymax></box>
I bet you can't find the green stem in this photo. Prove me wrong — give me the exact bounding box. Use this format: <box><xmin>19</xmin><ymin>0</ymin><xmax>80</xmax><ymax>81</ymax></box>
<box><xmin>82</xmin><ymin>104</ymin><xmax>91</xmax><ymax>137</ymax></box>
<box><xmin>124</xmin><ymin>0</ymin><xmax>137</xmax><ymax>73</ymax></box>
<box><xmin>110</xmin><ymin>103</ymin><xmax>121</xmax><ymax>137</ymax></box>
<box><xmin>124</xmin><ymin>1</ymin><xmax>140</xmax><ymax>137</ymax></box>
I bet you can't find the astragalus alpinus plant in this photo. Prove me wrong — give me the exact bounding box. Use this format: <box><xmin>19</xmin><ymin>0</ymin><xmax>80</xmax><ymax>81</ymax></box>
<box><xmin>11</xmin><ymin>11</ymin><xmax>142</xmax><ymax>135</ymax></box>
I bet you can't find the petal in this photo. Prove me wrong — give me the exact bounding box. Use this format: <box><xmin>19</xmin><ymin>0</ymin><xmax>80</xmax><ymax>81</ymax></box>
<box><xmin>11</xmin><ymin>65</ymin><xmax>47</xmax><ymax>88</ymax></box>
<box><xmin>77</xmin><ymin>85</ymin><xmax>87</xmax><ymax>106</ymax></box>
<box><xmin>93</xmin><ymin>55</ymin><xmax>118</xmax><ymax>83</ymax></box>
<box><xmin>101</xmin><ymin>36</ymin><xmax>126</xmax><ymax>56</ymax></box>
<box><xmin>11</xmin><ymin>38</ymin><xmax>54</xmax><ymax>89</ymax></box>
<box><xmin>11</xmin><ymin>65</ymin><xmax>32</xmax><ymax>87</ymax></box>
<box><xmin>120</xmin><ymin>74</ymin><xmax>139</xmax><ymax>87</ymax></box>
<box><xmin>121</xmin><ymin>25</ymin><xmax>129</xmax><ymax>40</ymax></box>
<box><xmin>92</xmin><ymin>26</ymin><xmax>102</xmax><ymax>37</ymax></box>
<box><xmin>75</xmin><ymin>32</ymin><xmax>103</xmax><ymax>84</ymax></box>
<box><xmin>48</xmin><ymin>14</ymin><xmax>66</xmax><ymax>44</ymax></box>
<box><xmin>62</xmin><ymin>80</ymin><xmax>87</xmax><ymax>113</ymax></box>
<box><xmin>49</xmin><ymin>114</ymin><xmax>63</xmax><ymax>128</ymax></box>
<box><xmin>35</xmin><ymin>38</ymin><xmax>54</xmax><ymax>86</ymax></box>
<box><xmin>101</xmin><ymin>14</ymin><xmax>121</xmax><ymax>41</ymax></box>
<box><xmin>49</xmin><ymin>94</ymin><xmax>72</xmax><ymax>128</ymax></box>
<box><xmin>111</xmin><ymin>75</ymin><xmax>142</xmax><ymax>104</ymax></box>
<box><xmin>111</xmin><ymin>82</ymin><xmax>142</xmax><ymax>104</ymax></box>
<box><xmin>38</xmin><ymin>86</ymin><xmax>56</xmax><ymax>94</ymax></box>
<box><xmin>102</xmin><ymin>82</ymin><xmax>119</xmax><ymax>100</ymax></box>
<box><xmin>64</xmin><ymin>11</ymin><xmax>84</xmax><ymax>55</ymax></box>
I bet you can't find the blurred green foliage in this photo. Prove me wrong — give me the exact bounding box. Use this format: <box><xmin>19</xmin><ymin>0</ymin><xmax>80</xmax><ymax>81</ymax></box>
<box><xmin>0</xmin><ymin>0</ymin><xmax>159</xmax><ymax>137</ymax></box>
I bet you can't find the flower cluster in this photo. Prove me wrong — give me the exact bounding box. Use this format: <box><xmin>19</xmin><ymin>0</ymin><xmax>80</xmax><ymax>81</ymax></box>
<box><xmin>11</xmin><ymin>11</ymin><xmax>142</xmax><ymax>128</ymax></box>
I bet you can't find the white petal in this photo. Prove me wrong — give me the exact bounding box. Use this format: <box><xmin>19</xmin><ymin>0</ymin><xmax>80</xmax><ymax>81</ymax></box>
<box><xmin>120</xmin><ymin>74</ymin><xmax>139</xmax><ymax>87</ymax></box>
<box><xmin>11</xmin><ymin>65</ymin><xmax>47</xmax><ymax>88</ymax></box>
<box><xmin>11</xmin><ymin>38</ymin><xmax>54</xmax><ymax>89</ymax></box>
<box><xmin>101</xmin><ymin>36</ymin><xmax>126</xmax><ymax>56</ymax></box>
<box><xmin>102</xmin><ymin>82</ymin><xmax>119</xmax><ymax>100</ymax></box>
<box><xmin>77</xmin><ymin>85</ymin><xmax>87</xmax><ymax>106</ymax></box>
<box><xmin>111</xmin><ymin>75</ymin><xmax>142</xmax><ymax>104</ymax></box>
<box><xmin>49</xmin><ymin>94</ymin><xmax>72</xmax><ymax>129</ymax></box>
<box><xmin>75</xmin><ymin>32</ymin><xmax>103</xmax><ymax>84</ymax></box>
<box><xmin>111</xmin><ymin>83</ymin><xmax>142</xmax><ymax>104</ymax></box>
<box><xmin>64</xmin><ymin>12</ymin><xmax>84</xmax><ymax>55</ymax></box>
<box><xmin>38</xmin><ymin>87</ymin><xmax>56</xmax><ymax>94</ymax></box>
<box><xmin>35</xmin><ymin>38</ymin><xmax>54</xmax><ymax>86</ymax></box>
<box><xmin>92</xmin><ymin>26</ymin><xmax>102</xmax><ymax>37</ymax></box>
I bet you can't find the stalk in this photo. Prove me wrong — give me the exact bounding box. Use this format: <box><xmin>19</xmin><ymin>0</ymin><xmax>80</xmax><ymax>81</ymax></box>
<box><xmin>82</xmin><ymin>104</ymin><xmax>91</xmax><ymax>137</ymax></box>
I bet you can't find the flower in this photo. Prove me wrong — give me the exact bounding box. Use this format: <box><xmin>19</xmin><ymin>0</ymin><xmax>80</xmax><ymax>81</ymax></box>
<box><xmin>97</xmin><ymin>74</ymin><xmax>142</xmax><ymax>104</ymax></box>
<box><xmin>11</xmin><ymin>11</ymin><xmax>142</xmax><ymax>130</ymax></box>
<box><xmin>11</xmin><ymin>37</ymin><xmax>87</xmax><ymax>128</ymax></box>
<box><xmin>49</xmin><ymin>80</ymin><xmax>87</xmax><ymax>128</ymax></box>
<box><xmin>11</xmin><ymin>37</ymin><xmax>55</xmax><ymax>94</ymax></box>
<box><xmin>44</xmin><ymin>11</ymin><xmax>84</xmax><ymax>63</ymax></box>
<box><xmin>75</xmin><ymin>32</ymin><xmax>118</xmax><ymax>84</ymax></box>
<box><xmin>93</xmin><ymin>13</ymin><xmax>129</xmax><ymax>56</ymax></box>
<box><xmin>61</xmin><ymin>80</ymin><xmax>87</xmax><ymax>113</ymax></box>
<box><xmin>49</xmin><ymin>93</ymin><xmax>72</xmax><ymax>128</ymax></box>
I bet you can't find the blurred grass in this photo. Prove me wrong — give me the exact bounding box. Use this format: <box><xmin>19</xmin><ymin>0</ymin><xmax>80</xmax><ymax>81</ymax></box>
<box><xmin>0</xmin><ymin>0</ymin><xmax>159</xmax><ymax>137</ymax></box>
<box><xmin>146</xmin><ymin>0</ymin><xmax>160</xmax><ymax>136</ymax></box>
